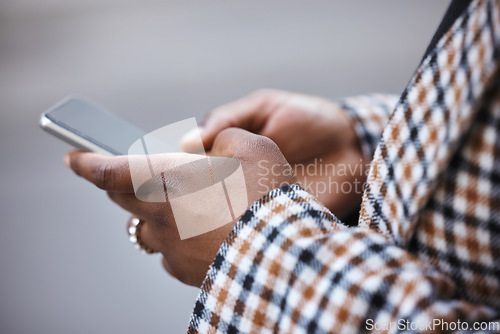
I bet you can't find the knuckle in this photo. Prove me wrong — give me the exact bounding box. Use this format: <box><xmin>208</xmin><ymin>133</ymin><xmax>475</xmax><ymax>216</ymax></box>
<box><xmin>250</xmin><ymin>135</ymin><xmax>286</xmax><ymax>162</ymax></box>
<box><xmin>253</xmin><ymin>134</ymin><xmax>278</xmax><ymax>150</ymax></box>
<box><xmin>94</xmin><ymin>162</ymin><xmax>113</xmax><ymax>189</ymax></box>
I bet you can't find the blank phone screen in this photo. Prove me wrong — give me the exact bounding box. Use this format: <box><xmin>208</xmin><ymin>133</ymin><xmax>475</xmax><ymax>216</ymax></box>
<box><xmin>45</xmin><ymin>97</ymin><xmax>146</xmax><ymax>155</ymax></box>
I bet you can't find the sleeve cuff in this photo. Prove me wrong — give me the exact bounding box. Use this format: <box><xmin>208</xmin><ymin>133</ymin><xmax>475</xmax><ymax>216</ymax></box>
<box><xmin>339</xmin><ymin>93</ymin><xmax>399</xmax><ymax>161</ymax></box>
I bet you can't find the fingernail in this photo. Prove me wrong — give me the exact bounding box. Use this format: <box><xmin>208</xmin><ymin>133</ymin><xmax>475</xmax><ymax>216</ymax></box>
<box><xmin>63</xmin><ymin>154</ymin><xmax>70</xmax><ymax>168</ymax></box>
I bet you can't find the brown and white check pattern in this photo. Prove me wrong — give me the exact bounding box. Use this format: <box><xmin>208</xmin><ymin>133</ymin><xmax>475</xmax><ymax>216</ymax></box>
<box><xmin>340</xmin><ymin>93</ymin><xmax>399</xmax><ymax>162</ymax></box>
<box><xmin>188</xmin><ymin>1</ymin><xmax>500</xmax><ymax>333</ymax></box>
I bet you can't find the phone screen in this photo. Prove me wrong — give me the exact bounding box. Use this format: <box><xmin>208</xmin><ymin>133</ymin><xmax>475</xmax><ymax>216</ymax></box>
<box><xmin>44</xmin><ymin>97</ymin><xmax>146</xmax><ymax>155</ymax></box>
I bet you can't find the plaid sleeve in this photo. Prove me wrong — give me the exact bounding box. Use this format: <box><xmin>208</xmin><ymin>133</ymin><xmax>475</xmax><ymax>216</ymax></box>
<box><xmin>339</xmin><ymin>94</ymin><xmax>399</xmax><ymax>162</ymax></box>
<box><xmin>188</xmin><ymin>185</ymin><xmax>498</xmax><ymax>334</ymax></box>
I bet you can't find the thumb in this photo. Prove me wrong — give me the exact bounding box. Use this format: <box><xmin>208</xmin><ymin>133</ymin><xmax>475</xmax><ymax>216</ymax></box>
<box><xmin>211</xmin><ymin>128</ymin><xmax>296</xmax><ymax>195</ymax></box>
<box><xmin>210</xmin><ymin>127</ymin><xmax>281</xmax><ymax>160</ymax></box>
<box><xmin>181</xmin><ymin>92</ymin><xmax>274</xmax><ymax>152</ymax></box>
<box><xmin>178</xmin><ymin>114</ymin><xmax>233</xmax><ymax>154</ymax></box>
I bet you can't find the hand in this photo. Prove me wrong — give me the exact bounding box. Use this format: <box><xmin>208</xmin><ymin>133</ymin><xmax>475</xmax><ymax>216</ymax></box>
<box><xmin>64</xmin><ymin>128</ymin><xmax>295</xmax><ymax>287</ymax></box>
<box><xmin>182</xmin><ymin>89</ymin><xmax>365</xmax><ymax>219</ymax></box>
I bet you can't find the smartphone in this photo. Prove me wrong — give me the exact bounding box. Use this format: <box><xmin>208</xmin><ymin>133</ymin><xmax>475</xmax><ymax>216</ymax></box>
<box><xmin>40</xmin><ymin>95</ymin><xmax>146</xmax><ymax>155</ymax></box>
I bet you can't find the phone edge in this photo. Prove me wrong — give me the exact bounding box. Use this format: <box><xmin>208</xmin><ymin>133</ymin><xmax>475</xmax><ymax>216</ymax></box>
<box><xmin>39</xmin><ymin>114</ymin><xmax>114</xmax><ymax>156</ymax></box>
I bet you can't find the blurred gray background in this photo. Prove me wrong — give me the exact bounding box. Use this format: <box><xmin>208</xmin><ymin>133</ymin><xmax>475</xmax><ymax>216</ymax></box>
<box><xmin>0</xmin><ymin>1</ymin><xmax>449</xmax><ymax>333</ymax></box>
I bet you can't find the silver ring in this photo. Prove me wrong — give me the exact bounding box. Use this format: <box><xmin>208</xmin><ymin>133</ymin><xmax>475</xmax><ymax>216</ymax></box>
<box><xmin>127</xmin><ymin>217</ymin><xmax>157</xmax><ymax>254</ymax></box>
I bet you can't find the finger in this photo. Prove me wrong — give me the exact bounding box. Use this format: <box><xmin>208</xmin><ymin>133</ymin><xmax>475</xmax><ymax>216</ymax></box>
<box><xmin>108</xmin><ymin>192</ymin><xmax>162</xmax><ymax>219</ymax></box>
<box><xmin>210</xmin><ymin>127</ymin><xmax>278</xmax><ymax>158</ymax></box>
<box><xmin>210</xmin><ymin>128</ymin><xmax>295</xmax><ymax>186</ymax></box>
<box><xmin>64</xmin><ymin>150</ymin><xmax>133</xmax><ymax>192</ymax></box>
<box><xmin>161</xmin><ymin>255</ymin><xmax>208</xmax><ymax>287</ymax></box>
<box><xmin>193</xmin><ymin>90</ymin><xmax>279</xmax><ymax>151</ymax></box>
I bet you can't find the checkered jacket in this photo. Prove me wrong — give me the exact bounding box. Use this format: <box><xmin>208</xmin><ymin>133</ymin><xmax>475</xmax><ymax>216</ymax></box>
<box><xmin>188</xmin><ymin>1</ymin><xmax>500</xmax><ymax>333</ymax></box>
